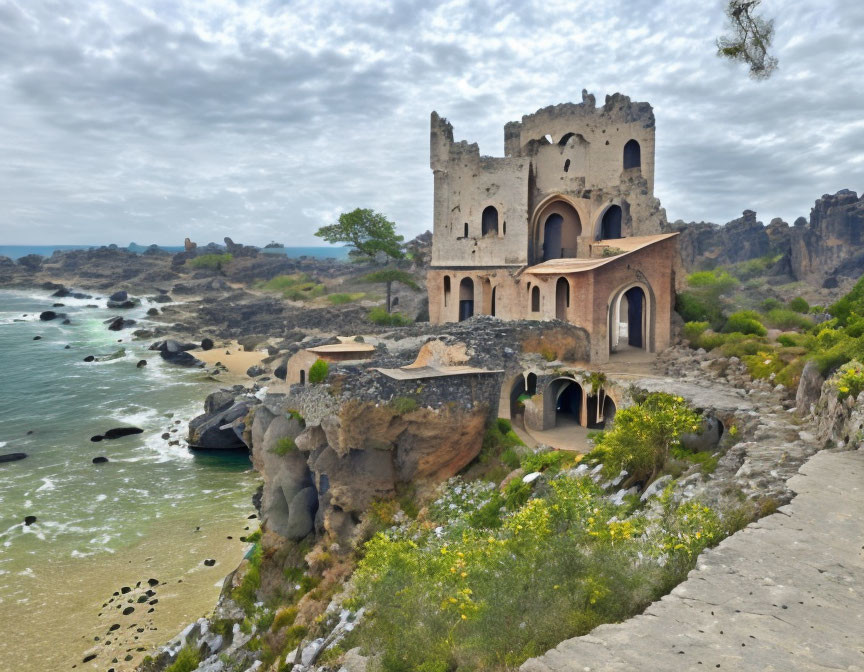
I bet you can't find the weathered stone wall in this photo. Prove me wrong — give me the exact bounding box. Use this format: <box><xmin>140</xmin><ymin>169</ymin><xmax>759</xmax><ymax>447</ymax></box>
<box><xmin>430</xmin><ymin>91</ymin><xmax>666</xmax><ymax>270</ymax></box>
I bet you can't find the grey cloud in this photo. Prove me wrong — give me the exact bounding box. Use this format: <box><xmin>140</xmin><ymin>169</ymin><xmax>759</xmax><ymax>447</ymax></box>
<box><xmin>0</xmin><ymin>0</ymin><xmax>862</xmax><ymax>245</ymax></box>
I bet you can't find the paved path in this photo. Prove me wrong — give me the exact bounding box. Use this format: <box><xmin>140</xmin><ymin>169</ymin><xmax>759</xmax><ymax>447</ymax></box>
<box><xmin>521</xmin><ymin>449</ymin><xmax>864</xmax><ymax>672</ymax></box>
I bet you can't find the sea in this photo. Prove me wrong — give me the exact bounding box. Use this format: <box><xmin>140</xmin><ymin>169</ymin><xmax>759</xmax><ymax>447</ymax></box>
<box><xmin>0</xmin><ymin>289</ymin><xmax>261</xmax><ymax>671</ymax></box>
<box><xmin>0</xmin><ymin>244</ymin><xmax>351</xmax><ymax>260</ymax></box>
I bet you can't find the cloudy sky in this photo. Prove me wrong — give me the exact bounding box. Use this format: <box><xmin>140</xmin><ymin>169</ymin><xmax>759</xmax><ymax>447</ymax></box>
<box><xmin>1</xmin><ymin>0</ymin><xmax>862</xmax><ymax>246</ymax></box>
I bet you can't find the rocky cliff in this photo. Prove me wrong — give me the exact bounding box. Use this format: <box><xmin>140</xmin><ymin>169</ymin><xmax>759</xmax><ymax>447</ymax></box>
<box><xmin>668</xmin><ymin>189</ymin><xmax>864</xmax><ymax>287</ymax></box>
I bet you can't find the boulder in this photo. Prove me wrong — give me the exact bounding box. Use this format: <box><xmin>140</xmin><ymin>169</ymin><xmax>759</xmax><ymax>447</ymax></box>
<box><xmin>274</xmin><ymin>359</ymin><xmax>288</xmax><ymax>381</ymax></box>
<box><xmin>137</xmin><ymin>360</ymin><xmax>147</xmax><ymax>368</ymax></box>
<box><xmin>108</xmin><ymin>290</ymin><xmax>128</xmax><ymax>302</ymax></box>
<box><xmin>204</xmin><ymin>390</ymin><xmax>236</xmax><ymax>415</ymax></box>
<box><xmin>151</xmin><ymin>294</ymin><xmax>172</xmax><ymax>303</ymax></box>
<box><xmin>201</xmin><ymin>337</ymin><xmax>214</xmax><ymax>351</ymax></box>
<box><xmin>103</xmin><ymin>427</ymin><xmax>144</xmax><ymax>440</ymax></box>
<box><xmin>680</xmin><ymin>416</ymin><xmax>723</xmax><ymax>453</ymax></box>
<box><xmin>160</xmin><ymin>349</ymin><xmax>204</xmax><ymax>367</ymax></box>
<box><xmin>188</xmin><ymin>401</ymin><xmax>251</xmax><ymax>450</ymax></box>
<box><xmin>146</xmin><ymin>308</ymin><xmax>159</xmax><ymax>316</ymax></box>
<box><xmin>246</xmin><ymin>365</ymin><xmax>266</xmax><ymax>377</ymax></box>
<box><xmin>237</xmin><ymin>335</ymin><xmax>264</xmax><ymax>352</ymax></box>
<box><xmin>24</xmin><ymin>515</ymin><xmax>37</xmax><ymax>526</ymax></box>
<box><xmin>796</xmin><ymin>360</ymin><xmax>824</xmax><ymax>417</ymax></box>
<box><xmin>92</xmin><ymin>456</ymin><xmax>109</xmax><ymax>464</ymax></box>
<box><xmin>0</xmin><ymin>453</ymin><xmax>27</xmax><ymax>463</ymax></box>
<box><xmin>284</xmin><ymin>486</ymin><xmax>318</xmax><ymax>540</ymax></box>
<box><xmin>95</xmin><ymin>348</ymin><xmax>126</xmax><ymax>361</ymax></box>
<box><xmin>83</xmin><ymin>355</ymin><xmax>95</xmax><ymax>362</ymax></box>
<box><xmin>106</xmin><ymin>317</ymin><xmax>135</xmax><ymax>331</ymax></box>
<box><xmin>39</xmin><ymin>311</ymin><xmax>62</xmax><ymax>321</ymax></box>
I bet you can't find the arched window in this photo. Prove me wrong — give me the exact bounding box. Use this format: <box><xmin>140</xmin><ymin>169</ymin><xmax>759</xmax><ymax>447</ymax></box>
<box><xmin>463</xmin><ymin>222</ymin><xmax>469</xmax><ymax>238</ymax></box>
<box><xmin>459</xmin><ymin>277</ymin><xmax>474</xmax><ymax>321</ymax></box>
<box><xmin>555</xmin><ymin>277</ymin><xmax>569</xmax><ymax>320</ymax></box>
<box><xmin>481</xmin><ymin>206</ymin><xmax>499</xmax><ymax>236</ymax></box>
<box><xmin>443</xmin><ymin>275</ymin><xmax>451</xmax><ymax>307</ymax></box>
<box><xmin>564</xmin><ymin>159</ymin><xmax>570</xmax><ymax>172</ymax></box>
<box><xmin>600</xmin><ymin>205</ymin><xmax>623</xmax><ymax>240</ymax></box>
<box><xmin>300</xmin><ymin>369</ymin><xmax>306</xmax><ymax>385</ymax></box>
<box><xmin>623</xmin><ymin>139</ymin><xmax>641</xmax><ymax>170</ymax></box>
<box><xmin>531</xmin><ymin>286</ymin><xmax>540</xmax><ymax>312</ymax></box>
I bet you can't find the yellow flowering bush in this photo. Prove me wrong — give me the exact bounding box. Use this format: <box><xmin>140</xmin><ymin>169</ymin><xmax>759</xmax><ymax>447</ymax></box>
<box><xmin>834</xmin><ymin>361</ymin><xmax>864</xmax><ymax>400</ymax></box>
<box><xmin>351</xmin><ymin>473</ymin><xmax>728</xmax><ymax>671</ymax></box>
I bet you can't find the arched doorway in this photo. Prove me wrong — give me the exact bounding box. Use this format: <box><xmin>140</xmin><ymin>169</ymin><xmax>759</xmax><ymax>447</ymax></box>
<box><xmin>599</xmin><ymin>205</ymin><xmax>622</xmax><ymax>240</ymax></box>
<box><xmin>586</xmin><ymin>390</ymin><xmax>617</xmax><ymax>429</ymax></box>
<box><xmin>546</xmin><ymin>378</ymin><xmax>583</xmax><ymax>428</ymax></box>
<box><xmin>300</xmin><ymin>370</ymin><xmax>306</xmax><ymax>385</ymax></box>
<box><xmin>526</xmin><ymin>372</ymin><xmax>537</xmax><ymax>395</ymax></box>
<box><xmin>534</xmin><ymin>198</ymin><xmax>582</xmax><ymax>262</ymax></box>
<box><xmin>610</xmin><ymin>284</ymin><xmax>649</xmax><ymax>352</ymax></box>
<box><xmin>531</xmin><ymin>286</ymin><xmax>540</xmax><ymax>313</ymax></box>
<box><xmin>459</xmin><ymin>278</ymin><xmax>474</xmax><ymax>321</ymax></box>
<box><xmin>490</xmin><ymin>287</ymin><xmax>496</xmax><ymax>317</ymax></box>
<box><xmin>482</xmin><ymin>206</ymin><xmax>499</xmax><ymax>236</ymax></box>
<box><xmin>443</xmin><ymin>276</ymin><xmax>451</xmax><ymax>308</ymax></box>
<box><xmin>555</xmin><ymin>277</ymin><xmax>570</xmax><ymax>320</ymax></box>
<box><xmin>509</xmin><ymin>375</ymin><xmax>526</xmax><ymax>419</ymax></box>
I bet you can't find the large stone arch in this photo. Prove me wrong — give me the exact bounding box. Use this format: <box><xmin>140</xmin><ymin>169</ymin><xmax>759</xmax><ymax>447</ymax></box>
<box><xmin>608</xmin><ymin>280</ymin><xmax>655</xmax><ymax>353</ymax></box>
<box><xmin>530</xmin><ymin>194</ymin><xmax>587</xmax><ymax>264</ymax></box>
<box><xmin>542</xmin><ymin>377</ymin><xmax>586</xmax><ymax>429</ymax></box>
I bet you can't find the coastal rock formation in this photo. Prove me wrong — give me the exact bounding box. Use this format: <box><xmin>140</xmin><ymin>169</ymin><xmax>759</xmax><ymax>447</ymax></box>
<box><xmin>669</xmin><ymin>190</ymin><xmax>864</xmax><ymax>286</ymax></box>
<box><xmin>188</xmin><ymin>393</ymin><xmax>254</xmax><ymax>450</ymax></box>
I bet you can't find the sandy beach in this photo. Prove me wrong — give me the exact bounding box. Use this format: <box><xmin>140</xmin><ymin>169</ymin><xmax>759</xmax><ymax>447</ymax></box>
<box><xmin>196</xmin><ymin>340</ymin><xmax>268</xmax><ymax>378</ymax></box>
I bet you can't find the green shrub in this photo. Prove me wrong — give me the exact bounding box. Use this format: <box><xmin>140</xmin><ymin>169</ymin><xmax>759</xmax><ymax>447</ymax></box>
<box><xmin>788</xmin><ymin>297</ymin><xmax>810</xmax><ymax>313</ymax></box>
<box><xmin>166</xmin><ymin>646</ymin><xmax>200</xmax><ymax>672</ymax></box>
<box><xmin>232</xmin><ymin>543</ymin><xmax>262</xmax><ymax>614</ymax></box>
<box><xmin>728</xmin><ymin>254</ymin><xmax>782</xmax><ymax>280</ymax></box>
<box><xmin>272</xmin><ymin>606</ymin><xmax>298</xmax><ymax>632</ymax></box>
<box><xmin>368</xmin><ymin>306</ymin><xmax>412</xmax><ymax>326</ymax></box>
<box><xmin>271</xmin><ymin>436</ymin><xmax>296</xmax><ymax>456</ymax></box>
<box><xmin>764</xmin><ymin>308</ymin><xmax>811</xmax><ymax>330</ymax></box>
<box><xmin>390</xmin><ymin>396</ymin><xmax>419</xmax><ymax>414</ymax></box>
<box><xmin>520</xmin><ymin>450</ymin><xmax>568</xmax><ymax>474</ymax></box>
<box><xmin>598</xmin><ymin>393</ymin><xmax>701</xmax><ymax>483</ymax></box>
<box><xmin>189</xmin><ymin>253</ymin><xmax>232</xmax><ymax>271</ymax></box>
<box><xmin>328</xmin><ymin>292</ymin><xmax>365</xmax><ymax>305</ymax></box>
<box><xmin>687</xmin><ymin>269</ymin><xmax>739</xmax><ymax>291</ymax></box>
<box><xmin>500</xmin><ymin>447</ymin><xmax>521</xmax><ymax>470</ymax></box>
<box><xmin>683</xmin><ymin>321</ymin><xmax>709</xmax><ymax>344</ymax></box>
<box><xmin>675</xmin><ymin>291</ymin><xmax>719</xmax><ymax>325</ymax></box>
<box><xmin>480</xmin><ymin>418</ymin><xmax>525</xmax><ymax>463</ymax></box>
<box><xmin>760</xmin><ymin>297</ymin><xmax>783</xmax><ymax>312</ymax></box>
<box><xmin>308</xmin><ymin>358</ymin><xmax>329</xmax><ymax>383</ymax></box>
<box><xmin>828</xmin><ymin>274</ymin><xmax>864</xmax><ymax>326</ymax></box>
<box><xmin>502</xmin><ymin>477</ymin><xmax>533</xmax><ymax>510</ymax></box>
<box><xmin>718</xmin><ymin>335</ymin><xmax>768</xmax><ymax>358</ymax></box>
<box><xmin>722</xmin><ymin>311</ymin><xmax>767</xmax><ymax>336</ymax></box>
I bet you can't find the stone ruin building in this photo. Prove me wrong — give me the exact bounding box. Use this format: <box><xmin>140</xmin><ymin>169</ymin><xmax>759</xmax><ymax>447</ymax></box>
<box><xmin>426</xmin><ymin>90</ymin><xmax>678</xmax><ymax>363</ymax></box>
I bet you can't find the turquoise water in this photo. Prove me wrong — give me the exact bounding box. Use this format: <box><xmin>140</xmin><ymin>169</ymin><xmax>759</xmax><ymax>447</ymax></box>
<box><xmin>0</xmin><ymin>289</ymin><xmax>259</xmax><ymax>668</ymax></box>
<box><xmin>0</xmin><ymin>244</ymin><xmax>350</xmax><ymax>260</ymax></box>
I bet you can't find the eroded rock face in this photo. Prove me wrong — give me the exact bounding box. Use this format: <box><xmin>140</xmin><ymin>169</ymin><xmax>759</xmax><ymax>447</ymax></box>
<box><xmin>252</xmin><ymin>396</ymin><xmax>489</xmax><ymax>547</ymax></box>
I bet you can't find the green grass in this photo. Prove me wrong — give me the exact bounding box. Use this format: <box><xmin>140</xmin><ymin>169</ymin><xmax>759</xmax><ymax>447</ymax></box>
<box><xmin>231</xmin><ymin>543</ymin><xmax>263</xmax><ymax>614</ymax></box>
<box><xmin>261</xmin><ymin>273</ymin><xmax>326</xmax><ymax>301</ymax></box>
<box><xmin>189</xmin><ymin>253</ymin><xmax>232</xmax><ymax>270</ymax></box>
<box><xmin>368</xmin><ymin>307</ymin><xmax>412</xmax><ymax>326</ymax></box>
<box><xmin>328</xmin><ymin>292</ymin><xmax>365</xmax><ymax>305</ymax></box>
<box><xmin>390</xmin><ymin>396</ymin><xmax>419</xmax><ymax>414</ymax></box>
<box><xmin>271</xmin><ymin>436</ymin><xmax>296</xmax><ymax>456</ymax></box>
<box><xmin>166</xmin><ymin>646</ymin><xmax>200</xmax><ymax>672</ymax></box>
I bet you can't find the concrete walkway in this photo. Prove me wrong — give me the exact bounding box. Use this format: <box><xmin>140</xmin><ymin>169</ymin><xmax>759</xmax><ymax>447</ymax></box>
<box><xmin>521</xmin><ymin>448</ymin><xmax>864</xmax><ymax>672</ymax></box>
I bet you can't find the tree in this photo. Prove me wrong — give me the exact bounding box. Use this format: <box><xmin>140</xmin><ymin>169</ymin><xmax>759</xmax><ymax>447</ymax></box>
<box><xmin>361</xmin><ymin>268</ymin><xmax>419</xmax><ymax>313</ymax></box>
<box><xmin>716</xmin><ymin>0</ymin><xmax>778</xmax><ymax>79</ymax></box>
<box><xmin>308</xmin><ymin>358</ymin><xmax>329</xmax><ymax>384</ymax></box>
<box><xmin>315</xmin><ymin>209</ymin><xmax>404</xmax><ymax>261</ymax></box>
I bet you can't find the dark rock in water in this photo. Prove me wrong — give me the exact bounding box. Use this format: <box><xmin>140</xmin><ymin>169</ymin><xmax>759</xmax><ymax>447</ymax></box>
<box><xmin>92</xmin><ymin>456</ymin><xmax>109</xmax><ymax>464</ymax></box>
<box><xmin>24</xmin><ymin>515</ymin><xmax>37</xmax><ymax>526</ymax></box>
<box><xmin>203</xmin><ymin>558</ymin><xmax>216</xmax><ymax>567</ymax></box>
<box><xmin>106</xmin><ymin>316</ymin><xmax>135</xmax><ymax>331</ymax></box>
<box><xmin>246</xmin><ymin>365</ymin><xmax>266</xmax><ymax>377</ymax></box>
<box><xmin>121</xmin><ymin>586</ymin><xmax>131</xmax><ymax>594</ymax></box>
<box><xmin>109</xmin><ymin>623</ymin><xmax>121</xmax><ymax>632</ymax></box>
<box><xmin>39</xmin><ymin>310</ymin><xmax>61</xmax><ymax>321</ymax></box>
<box><xmin>122</xmin><ymin>606</ymin><xmax>134</xmax><ymax>615</ymax></box>
<box><xmin>136</xmin><ymin>594</ymin><xmax>149</xmax><ymax>603</ymax></box>
<box><xmin>52</xmin><ymin>303</ymin><xmax>65</xmax><ymax>307</ymax></box>
<box><xmin>0</xmin><ymin>453</ymin><xmax>27</xmax><ymax>463</ymax></box>
<box><xmin>160</xmin><ymin>349</ymin><xmax>204</xmax><ymax>367</ymax></box>
<box><xmin>64</xmin><ymin>344</ymin><xmax>71</xmax><ymax>349</ymax></box>
<box><xmin>91</xmin><ymin>435</ymin><xmax>104</xmax><ymax>442</ymax></box>
<box><xmin>33</xmin><ymin>336</ymin><xmax>42</xmax><ymax>341</ymax></box>
<box><xmin>151</xmin><ymin>293</ymin><xmax>172</xmax><ymax>303</ymax></box>
<box><xmin>201</xmin><ymin>337</ymin><xmax>214</xmax><ymax>351</ymax></box>
<box><xmin>51</xmin><ymin>287</ymin><xmax>70</xmax><ymax>298</ymax></box>
<box><xmin>107</xmin><ymin>299</ymin><xmax>136</xmax><ymax>309</ymax></box>
<box><xmin>83</xmin><ymin>355</ymin><xmax>95</xmax><ymax>362</ymax></box>
<box><xmin>61</xmin><ymin>319</ymin><xmax>71</xmax><ymax>325</ymax></box>
<box><xmin>103</xmin><ymin>427</ymin><xmax>144</xmax><ymax>440</ymax></box>
<box><xmin>161</xmin><ymin>432</ymin><xmax>170</xmax><ymax>439</ymax></box>
<box><xmin>188</xmin><ymin>400</ymin><xmax>251</xmax><ymax>450</ymax></box>
<box><xmin>147</xmin><ymin>578</ymin><xmax>159</xmax><ymax>587</ymax></box>
<box><xmin>82</xmin><ymin>653</ymin><xmax>97</xmax><ymax>663</ymax></box>
<box><xmin>96</xmin><ymin>348</ymin><xmax>126</xmax><ymax>361</ymax></box>
<box><xmin>108</xmin><ymin>290</ymin><xmax>128</xmax><ymax>302</ymax></box>
<box><xmin>146</xmin><ymin>307</ymin><xmax>159</xmax><ymax>316</ymax></box>
<box><xmin>136</xmin><ymin>360</ymin><xmax>147</xmax><ymax>368</ymax></box>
